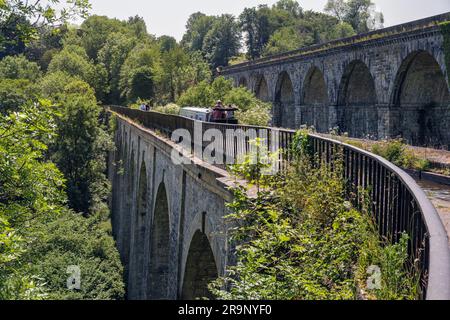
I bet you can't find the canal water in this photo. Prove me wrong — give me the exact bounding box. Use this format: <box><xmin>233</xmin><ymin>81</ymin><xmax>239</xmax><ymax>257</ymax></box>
<box><xmin>414</xmin><ymin>178</ymin><xmax>450</xmax><ymax>241</ymax></box>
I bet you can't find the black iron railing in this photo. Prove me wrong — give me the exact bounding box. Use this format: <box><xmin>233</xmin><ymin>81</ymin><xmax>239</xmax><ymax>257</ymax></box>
<box><xmin>109</xmin><ymin>106</ymin><xmax>450</xmax><ymax>300</ymax></box>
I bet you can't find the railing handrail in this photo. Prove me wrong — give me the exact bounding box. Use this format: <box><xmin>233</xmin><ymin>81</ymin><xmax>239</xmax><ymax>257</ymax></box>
<box><xmin>109</xmin><ymin>106</ymin><xmax>450</xmax><ymax>300</ymax></box>
<box><xmin>220</xmin><ymin>12</ymin><xmax>450</xmax><ymax>74</ymax></box>
<box><xmin>307</xmin><ymin>133</ymin><xmax>450</xmax><ymax>300</ymax></box>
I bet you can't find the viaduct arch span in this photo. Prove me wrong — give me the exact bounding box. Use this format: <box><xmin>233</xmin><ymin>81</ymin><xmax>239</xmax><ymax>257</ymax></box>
<box><xmin>226</xmin><ymin>13</ymin><xmax>450</xmax><ymax>148</ymax></box>
<box><xmin>109</xmin><ymin>115</ymin><xmax>233</xmax><ymax>300</ymax></box>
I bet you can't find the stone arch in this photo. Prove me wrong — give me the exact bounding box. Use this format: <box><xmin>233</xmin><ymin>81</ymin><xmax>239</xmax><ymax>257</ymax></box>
<box><xmin>120</xmin><ymin>148</ymin><xmax>134</xmax><ymax>283</ymax></box>
<box><xmin>181</xmin><ymin>230</ymin><xmax>218</xmax><ymax>300</ymax></box>
<box><xmin>274</xmin><ymin>71</ymin><xmax>295</xmax><ymax>128</ymax></box>
<box><xmin>301</xmin><ymin>67</ymin><xmax>329</xmax><ymax>132</ymax></box>
<box><xmin>129</xmin><ymin>160</ymin><xmax>149</xmax><ymax>299</ymax></box>
<box><xmin>147</xmin><ymin>182</ymin><xmax>170</xmax><ymax>299</ymax></box>
<box><xmin>254</xmin><ymin>74</ymin><xmax>269</xmax><ymax>102</ymax></box>
<box><xmin>238</xmin><ymin>76</ymin><xmax>248</xmax><ymax>88</ymax></box>
<box><xmin>391</xmin><ymin>50</ymin><xmax>450</xmax><ymax>147</ymax></box>
<box><xmin>338</xmin><ymin>60</ymin><xmax>378</xmax><ymax>139</ymax></box>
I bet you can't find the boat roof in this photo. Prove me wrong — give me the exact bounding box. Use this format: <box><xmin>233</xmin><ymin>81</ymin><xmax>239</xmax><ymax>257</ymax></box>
<box><xmin>181</xmin><ymin>107</ymin><xmax>211</xmax><ymax>113</ymax></box>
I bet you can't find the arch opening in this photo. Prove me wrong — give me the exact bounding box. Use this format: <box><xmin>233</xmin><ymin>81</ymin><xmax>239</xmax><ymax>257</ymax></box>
<box><xmin>392</xmin><ymin>51</ymin><xmax>450</xmax><ymax>147</ymax></box>
<box><xmin>301</xmin><ymin>67</ymin><xmax>329</xmax><ymax>132</ymax></box>
<box><xmin>338</xmin><ymin>60</ymin><xmax>378</xmax><ymax>139</ymax></box>
<box><xmin>255</xmin><ymin>75</ymin><xmax>269</xmax><ymax>102</ymax></box>
<box><xmin>129</xmin><ymin>160</ymin><xmax>148</xmax><ymax>299</ymax></box>
<box><xmin>147</xmin><ymin>182</ymin><xmax>170</xmax><ymax>299</ymax></box>
<box><xmin>238</xmin><ymin>77</ymin><xmax>248</xmax><ymax>88</ymax></box>
<box><xmin>274</xmin><ymin>71</ymin><xmax>295</xmax><ymax>128</ymax></box>
<box><xmin>181</xmin><ymin>230</ymin><xmax>218</xmax><ymax>300</ymax></box>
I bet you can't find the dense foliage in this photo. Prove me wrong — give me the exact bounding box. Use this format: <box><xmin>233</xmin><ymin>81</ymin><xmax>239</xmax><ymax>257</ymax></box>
<box><xmin>1</xmin><ymin>1</ymin><xmax>125</xmax><ymax>300</ymax></box>
<box><xmin>238</xmin><ymin>0</ymin><xmax>379</xmax><ymax>59</ymax></box>
<box><xmin>0</xmin><ymin>0</ymin><xmax>90</xmax><ymax>58</ymax></box>
<box><xmin>325</xmin><ymin>0</ymin><xmax>384</xmax><ymax>33</ymax></box>
<box><xmin>0</xmin><ymin>104</ymin><xmax>124</xmax><ymax>299</ymax></box>
<box><xmin>1</xmin><ymin>0</ymin><xmax>386</xmax><ymax>109</ymax></box>
<box><xmin>210</xmin><ymin>136</ymin><xmax>419</xmax><ymax>300</ymax></box>
<box><xmin>177</xmin><ymin>76</ymin><xmax>272</xmax><ymax>126</ymax></box>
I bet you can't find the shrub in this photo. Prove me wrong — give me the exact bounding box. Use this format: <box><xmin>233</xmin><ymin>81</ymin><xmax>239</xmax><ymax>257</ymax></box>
<box><xmin>0</xmin><ymin>79</ymin><xmax>39</xmax><ymax>113</ymax></box>
<box><xmin>153</xmin><ymin>103</ymin><xmax>180</xmax><ymax>115</ymax></box>
<box><xmin>236</xmin><ymin>105</ymin><xmax>271</xmax><ymax>126</ymax></box>
<box><xmin>210</xmin><ymin>136</ymin><xmax>420</xmax><ymax>300</ymax></box>
<box><xmin>0</xmin><ymin>102</ymin><xmax>124</xmax><ymax>300</ymax></box>
<box><xmin>371</xmin><ymin>139</ymin><xmax>430</xmax><ymax>171</ymax></box>
<box><xmin>177</xmin><ymin>80</ymin><xmax>214</xmax><ymax>107</ymax></box>
<box><xmin>0</xmin><ymin>55</ymin><xmax>42</xmax><ymax>81</ymax></box>
<box><xmin>25</xmin><ymin>211</ymin><xmax>125</xmax><ymax>300</ymax></box>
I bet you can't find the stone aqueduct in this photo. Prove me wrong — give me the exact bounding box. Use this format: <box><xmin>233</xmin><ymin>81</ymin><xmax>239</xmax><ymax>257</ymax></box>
<box><xmin>109</xmin><ymin>115</ymin><xmax>233</xmax><ymax>300</ymax></box>
<box><xmin>221</xmin><ymin>13</ymin><xmax>450</xmax><ymax>148</ymax></box>
<box><xmin>108</xmin><ymin>14</ymin><xmax>450</xmax><ymax>301</ymax></box>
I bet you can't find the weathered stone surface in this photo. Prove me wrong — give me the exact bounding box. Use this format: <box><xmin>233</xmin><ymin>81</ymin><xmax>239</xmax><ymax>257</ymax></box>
<box><xmin>223</xmin><ymin>15</ymin><xmax>450</xmax><ymax>148</ymax></box>
<box><xmin>110</xmin><ymin>116</ymin><xmax>233</xmax><ymax>300</ymax></box>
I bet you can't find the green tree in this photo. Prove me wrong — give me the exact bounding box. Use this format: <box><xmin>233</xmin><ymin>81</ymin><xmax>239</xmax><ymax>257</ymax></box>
<box><xmin>47</xmin><ymin>45</ymin><xmax>92</xmax><ymax>79</ymax></box>
<box><xmin>39</xmin><ymin>71</ymin><xmax>80</xmax><ymax>102</ymax></box>
<box><xmin>25</xmin><ymin>211</ymin><xmax>125</xmax><ymax>300</ymax></box>
<box><xmin>210</xmin><ymin>76</ymin><xmax>234</xmax><ymax>102</ymax></box>
<box><xmin>158</xmin><ymin>35</ymin><xmax>177</xmax><ymax>53</ymax></box>
<box><xmin>126</xmin><ymin>15</ymin><xmax>148</xmax><ymax>39</ymax></box>
<box><xmin>235</xmin><ymin>104</ymin><xmax>271</xmax><ymax>126</ymax></box>
<box><xmin>181</xmin><ymin>12</ymin><xmax>215</xmax><ymax>52</ymax></box>
<box><xmin>239</xmin><ymin>6</ymin><xmax>271</xmax><ymax>60</ymax></box>
<box><xmin>119</xmin><ymin>43</ymin><xmax>161</xmax><ymax>103</ymax></box>
<box><xmin>0</xmin><ymin>102</ymin><xmax>124</xmax><ymax>300</ymax></box>
<box><xmin>50</xmin><ymin>80</ymin><xmax>113</xmax><ymax>215</ymax></box>
<box><xmin>0</xmin><ymin>0</ymin><xmax>90</xmax><ymax>58</ymax></box>
<box><xmin>47</xmin><ymin>45</ymin><xmax>108</xmax><ymax>101</ymax></box>
<box><xmin>0</xmin><ymin>54</ymin><xmax>42</xmax><ymax>81</ymax></box>
<box><xmin>176</xmin><ymin>80</ymin><xmax>213</xmax><ymax>108</ymax></box>
<box><xmin>24</xmin><ymin>25</ymin><xmax>68</xmax><ymax>69</ymax></box>
<box><xmin>80</xmin><ymin>15</ymin><xmax>127</xmax><ymax>61</ymax></box>
<box><xmin>263</xmin><ymin>26</ymin><xmax>303</xmax><ymax>56</ymax></box>
<box><xmin>202</xmin><ymin>14</ymin><xmax>241</xmax><ymax>69</ymax></box>
<box><xmin>0</xmin><ymin>102</ymin><xmax>65</xmax><ymax>299</ymax></box>
<box><xmin>0</xmin><ymin>78</ymin><xmax>38</xmax><ymax>113</ymax></box>
<box><xmin>159</xmin><ymin>46</ymin><xmax>211</xmax><ymax>103</ymax></box>
<box><xmin>324</xmin><ymin>0</ymin><xmax>348</xmax><ymax>21</ymax></box>
<box><xmin>98</xmin><ymin>32</ymin><xmax>137</xmax><ymax>104</ymax></box>
<box><xmin>329</xmin><ymin>21</ymin><xmax>356</xmax><ymax>39</ymax></box>
<box><xmin>273</xmin><ymin>0</ymin><xmax>303</xmax><ymax>18</ymax></box>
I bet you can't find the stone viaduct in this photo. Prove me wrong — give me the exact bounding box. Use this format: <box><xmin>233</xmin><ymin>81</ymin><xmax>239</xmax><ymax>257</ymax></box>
<box><xmin>221</xmin><ymin>13</ymin><xmax>450</xmax><ymax>149</ymax></box>
<box><xmin>109</xmin><ymin>114</ymin><xmax>235</xmax><ymax>300</ymax></box>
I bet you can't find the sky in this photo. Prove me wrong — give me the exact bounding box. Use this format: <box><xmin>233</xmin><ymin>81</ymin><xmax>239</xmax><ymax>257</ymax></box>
<box><xmin>80</xmin><ymin>0</ymin><xmax>450</xmax><ymax>41</ymax></box>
